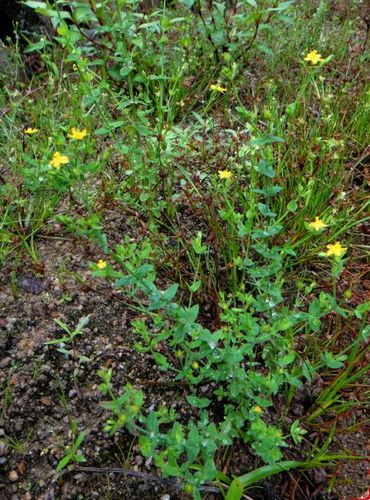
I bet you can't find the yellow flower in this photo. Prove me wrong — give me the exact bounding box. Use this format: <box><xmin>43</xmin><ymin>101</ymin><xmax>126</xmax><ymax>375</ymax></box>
<box><xmin>252</xmin><ymin>405</ymin><xmax>263</xmax><ymax>413</ymax></box>
<box><xmin>24</xmin><ymin>128</ymin><xmax>39</xmax><ymax>134</ymax></box>
<box><xmin>304</xmin><ymin>50</ymin><xmax>324</xmax><ymax>65</ymax></box>
<box><xmin>325</xmin><ymin>242</ymin><xmax>347</xmax><ymax>258</ymax></box>
<box><xmin>97</xmin><ymin>259</ymin><xmax>107</xmax><ymax>269</ymax></box>
<box><xmin>118</xmin><ymin>414</ymin><xmax>127</xmax><ymax>424</ymax></box>
<box><xmin>192</xmin><ymin>361</ymin><xmax>199</xmax><ymax>370</ymax></box>
<box><xmin>49</xmin><ymin>151</ymin><xmax>69</xmax><ymax>168</ymax></box>
<box><xmin>68</xmin><ymin>127</ymin><xmax>88</xmax><ymax>140</ymax></box>
<box><xmin>309</xmin><ymin>217</ymin><xmax>328</xmax><ymax>231</ymax></box>
<box><xmin>218</xmin><ymin>169</ymin><xmax>233</xmax><ymax>180</ymax></box>
<box><xmin>210</xmin><ymin>83</ymin><xmax>227</xmax><ymax>93</ymax></box>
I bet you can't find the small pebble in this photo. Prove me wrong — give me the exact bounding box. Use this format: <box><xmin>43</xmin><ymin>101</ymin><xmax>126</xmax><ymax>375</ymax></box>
<box><xmin>8</xmin><ymin>470</ymin><xmax>19</xmax><ymax>482</ymax></box>
<box><xmin>0</xmin><ymin>439</ymin><xmax>9</xmax><ymax>456</ymax></box>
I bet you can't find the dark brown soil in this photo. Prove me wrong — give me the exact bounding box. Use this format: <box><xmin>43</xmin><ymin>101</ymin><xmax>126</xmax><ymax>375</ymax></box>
<box><xmin>0</xmin><ymin>0</ymin><xmax>50</xmax><ymax>41</ymax></box>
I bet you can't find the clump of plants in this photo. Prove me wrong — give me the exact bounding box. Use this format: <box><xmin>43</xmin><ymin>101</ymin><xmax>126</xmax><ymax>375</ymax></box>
<box><xmin>0</xmin><ymin>0</ymin><xmax>368</xmax><ymax>498</ymax></box>
<box><xmin>91</xmin><ymin>135</ymin><xmax>368</xmax><ymax>496</ymax></box>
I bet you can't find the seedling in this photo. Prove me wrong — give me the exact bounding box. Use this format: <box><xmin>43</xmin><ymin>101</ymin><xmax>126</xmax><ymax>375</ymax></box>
<box><xmin>57</xmin><ymin>419</ymin><xmax>86</xmax><ymax>471</ymax></box>
<box><xmin>46</xmin><ymin>315</ymin><xmax>90</xmax><ymax>358</ymax></box>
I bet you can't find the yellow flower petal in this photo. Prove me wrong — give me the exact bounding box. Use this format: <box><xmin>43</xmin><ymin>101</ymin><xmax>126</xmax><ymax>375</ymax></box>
<box><xmin>68</xmin><ymin>127</ymin><xmax>88</xmax><ymax>140</ymax></box>
<box><xmin>309</xmin><ymin>217</ymin><xmax>328</xmax><ymax>231</ymax></box>
<box><xmin>210</xmin><ymin>84</ymin><xmax>227</xmax><ymax>93</ymax></box>
<box><xmin>304</xmin><ymin>50</ymin><xmax>324</xmax><ymax>65</ymax></box>
<box><xmin>218</xmin><ymin>169</ymin><xmax>233</xmax><ymax>180</ymax></box>
<box><xmin>24</xmin><ymin>128</ymin><xmax>39</xmax><ymax>134</ymax></box>
<box><xmin>97</xmin><ymin>259</ymin><xmax>107</xmax><ymax>269</ymax></box>
<box><xmin>252</xmin><ymin>405</ymin><xmax>263</xmax><ymax>413</ymax></box>
<box><xmin>325</xmin><ymin>242</ymin><xmax>347</xmax><ymax>257</ymax></box>
<box><xmin>50</xmin><ymin>151</ymin><xmax>70</xmax><ymax>168</ymax></box>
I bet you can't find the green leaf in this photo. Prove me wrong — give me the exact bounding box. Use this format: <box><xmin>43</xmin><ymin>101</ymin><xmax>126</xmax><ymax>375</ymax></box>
<box><xmin>290</xmin><ymin>421</ymin><xmax>307</xmax><ymax>445</ymax></box>
<box><xmin>139</xmin><ymin>435</ymin><xmax>154</xmax><ymax>456</ymax></box>
<box><xmin>83</xmin><ymin>87</ymin><xmax>102</xmax><ymax>108</ymax></box>
<box><xmin>189</xmin><ymin>280</ymin><xmax>201</xmax><ymax>293</ymax></box>
<box><xmin>145</xmin><ymin>412</ymin><xmax>159</xmax><ymax>433</ymax></box>
<box><xmin>57</xmin><ymin>454</ymin><xmax>72</xmax><ymax>471</ymax></box>
<box><xmin>280</xmin><ymin>351</ymin><xmax>295</xmax><ymax>366</ymax></box>
<box><xmin>226</xmin><ymin>477</ymin><xmax>244</xmax><ymax>500</ymax></box>
<box><xmin>287</xmin><ymin>200</ymin><xmax>298</xmax><ymax>212</ymax></box>
<box><xmin>169</xmin><ymin>422</ymin><xmax>185</xmax><ymax>445</ymax></box>
<box><xmin>152</xmin><ymin>352</ymin><xmax>169</xmax><ymax>370</ymax></box>
<box><xmin>75</xmin><ymin>315</ymin><xmax>90</xmax><ymax>335</ymax></box>
<box><xmin>361</xmin><ymin>325</ymin><xmax>369</xmax><ymax>341</ymax></box>
<box><xmin>186</xmin><ymin>395</ymin><xmax>211</xmax><ymax>408</ymax></box>
<box><xmin>23</xmin><ymin>1</ymin><xmax>48</xmax><ymax>8</ymax></box>
<box><xmin>321</xmin><ymin>351</ymin><xmax>347</xmax><ymax>369</ymax></box>
<box><xmin>181</xmin><ymin>304</ymin><xmax>199</xmax><ymax>324</ymax></box>
<box><xmin>74</xmin><ymin>431</ymin><xmax>86</xmax><ymax>449</ymax></box>
<box><xmin>178</xmin><ymin>0</ymin><xmax>196</xmax><ymax>7</ymax></box>
<box><xmin>185</xmin><ymin>423</ymin><xmax>200</xmax><ymax>462</ymax></box>
<box><xmin>162</xmin><ymin>283</ymin><xmax>179</xmax><ymax>302</ymax></box>
<box><xmin>258</xmin><ymin>203</ymin><xmax>276</xmax><ymax>217</ymax></box>
<box><xmin>95</xmin><ymin>120</ymin><xmax>125</xmax><ymax>136</ymax></box>
<box><xmin>236</xmin><ymin>461</ymin><xmax>302</xmax><ymax>487</ymax></box>
<box><xmin>255</xmin><ymin>160</ymin><xmax>275</xmax><ymax>178</ymax></box>
<box><xmin>0</xmin><ymin>230</ymin><xmax>12</xmax><ymax>242</ymax></box>
<box><xmin>251</xmin><ymin>224</ymin><xmax>283</xmax><ymax>239</ymax></box>
<box><xmin>252</xmin><ymin>186</ymin><xmax>283</xmax><ymax>197</ymax></box>
<box><xmin>267</xmin><ymin>1</ymin><xmax>294</xmax><ymax>12</ymax></box>
<box><xmin>75</xmin><ymin>453</ymin><xmax>86</xmax><ymax>463</ymax></box>
<box><xmin>24</xmin><ymin>39</ymin><xmax>52</xmax><ymax>53</ymax></box>
<box><xmin>252</xmin><ymin>135</ymin><xmax>284</xmax><ymax>146</ymax></box>
<box><xmin>23</xmin><ymin>2</ymin><xmax>72</xmax><ymax>20</ymax></box>
<box><xmin>355</xmin><ymin>301</ymin><xmax>370</xmax><ymax>319</ymax></box>
<box><xmin>211</xmin><ymin>29</ymin><xmax>227</xmax><ymax>47</ymax></box>
<box><xmin>256</xmin><ymin>43</ymin><xmax>274</xmax><ymax>56</ymax></box>
<box><xmin>301</xmin><ymin>360</ymin><xmax>314</xmax><ymax>383</ymax></box>
<box><xmin>73</xmin><ymin>6</ymin><xmax>96</xmax><ymax>23</ymax></box>
<box><xmin>191</xmin><ymin>231</ymin><xmax>208</xmax><ymax>255</ymax></box>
